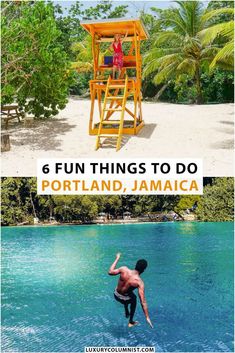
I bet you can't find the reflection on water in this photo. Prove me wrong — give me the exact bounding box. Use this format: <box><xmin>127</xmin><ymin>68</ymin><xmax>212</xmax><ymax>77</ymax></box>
<box><xmin>1</xmin><ymin>222</ymin><xmax>234</xmax><ymax>352</ymax></box>
<box><xmin>177</xmin><ymin>222</ymin><xmax>199</xmax><ymax>235</ymax></box>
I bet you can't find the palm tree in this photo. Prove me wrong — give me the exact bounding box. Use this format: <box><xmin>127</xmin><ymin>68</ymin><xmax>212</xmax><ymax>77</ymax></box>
<box><xmin>71</xmin><ymin>34</ymin><xmax>112</xmax><ymax>74</ymax></box>
<box><xmin>143</xmin><ymin>1</ymin><xmax>234</xmax><ymax>103</ymax></box>
<box><xmin>198</xmin><ymin>10</ymin><xmax>234</xmax><ymax>70</ymax></box>
<box><xmin>27</xmin><ymin>178</ymin><xmax>38</xmax><ymax>220</ymax></box>
<box><xmin>71</xmin><ymin>35</ymin><xmax>93</xmax><ymax>72</ymax></box>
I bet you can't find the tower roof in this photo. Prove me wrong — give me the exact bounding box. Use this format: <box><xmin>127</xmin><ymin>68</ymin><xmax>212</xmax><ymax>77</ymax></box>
<box><xmin>80</xmin><ymin>17</ymin><xmax>149</xmax><ymax>40</ymax></box>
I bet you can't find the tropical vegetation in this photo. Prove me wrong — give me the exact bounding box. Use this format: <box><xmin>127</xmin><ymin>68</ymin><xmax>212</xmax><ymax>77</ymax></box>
<box><xmin>1</xmin><ymin>1</ymin><xmax>74</xmax><ymax>118</ymax></box>
<box><xmin>196</xmin><ymin>177</ymin><xmax>234</xmax><ymax>222</ymax></box>
<box><xmin>1</xmin><ymin>0</ymin><xmax>233</xmax><ymax>117</ymax></box>
<box><xmin>1</xmin><ymin>177</ymin><xmax>233</xmax><ymax>226</ymax></box>
<box><xmin>143</xmin><ymin>1</ymin><xmax>234</xmax><ymax>103</ymax></box>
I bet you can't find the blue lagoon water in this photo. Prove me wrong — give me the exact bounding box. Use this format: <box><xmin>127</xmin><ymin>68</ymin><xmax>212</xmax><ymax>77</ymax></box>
<box><xmin>1</xmin><ymin>222</ymin><xmax>234</xmax><ymax>352</ymax></box>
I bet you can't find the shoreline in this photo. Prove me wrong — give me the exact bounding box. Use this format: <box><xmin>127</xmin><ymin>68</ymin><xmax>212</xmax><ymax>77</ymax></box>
<box><xmin>1</xmin><ymin>221</ymin><xmax>177</xmax><ymax>227</ymax></box>
<box><xmin>2</xmin><ymin>220</ymin><xmax>233</xmax><ymax>228</ymax></box>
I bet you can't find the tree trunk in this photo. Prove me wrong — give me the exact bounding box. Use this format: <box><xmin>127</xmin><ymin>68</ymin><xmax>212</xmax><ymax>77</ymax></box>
<box><xmin>1</xmin><ymin>134</ymin><xmax>10</xmax><ymax>152</ymax></box>
<box><xmin>24</xmin><ymin>117</ymin><xmax>34</xmax><ymax>127</ymax></box>
<box><xmin>49</xmin><ymin>195</ymin><xmax>54</xmax><ymax>218</ymax></box>
<box><xmin>29</xmin><ymin>189</ymin><xmax>37</xmax><ymax>218</ymax></box>
<box><xmin>154</xmin><ymin>82</ymin><xmax>169</xmax><ymax>101</ymax></box>
<box><xmin>195</xmin><ymin>66</ymin><xmax>203</xmax><ymax>104</ymax></box>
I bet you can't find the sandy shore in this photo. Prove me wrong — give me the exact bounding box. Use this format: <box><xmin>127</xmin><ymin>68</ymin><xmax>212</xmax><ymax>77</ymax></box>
<box><xmin>1</xmin><ymin>97</ymin><xmax>234</xmax><ymax>176</ymax></box>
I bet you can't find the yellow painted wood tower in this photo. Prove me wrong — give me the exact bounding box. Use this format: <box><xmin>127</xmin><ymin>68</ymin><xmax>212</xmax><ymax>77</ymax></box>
<box><xmin>80</xmin><ymin>18</ymin><xmax>149</xmax><ymax>151</ymax></box>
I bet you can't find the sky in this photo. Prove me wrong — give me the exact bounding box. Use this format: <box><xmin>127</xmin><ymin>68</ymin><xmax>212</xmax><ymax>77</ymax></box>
<box><xmin>52</xmin><ymin>1</ymin><xmax>180</xmax><ymax>16</ymax></box>
<box><xmin>52</xmin><ymin>1</ymin><xmax>211</xmax><ymax>17</ymax></box>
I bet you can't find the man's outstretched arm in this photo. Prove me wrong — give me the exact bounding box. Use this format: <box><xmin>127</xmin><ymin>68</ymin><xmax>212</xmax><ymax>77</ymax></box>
<box><xmin>108</xmin><ymin>253</ymin><xmax>123</xmax><ymax>275</ymax></box>
<box><xmin>138</xmin><ymin>282</ymin><xmax>153</xmax><ymax>328</ymax></box>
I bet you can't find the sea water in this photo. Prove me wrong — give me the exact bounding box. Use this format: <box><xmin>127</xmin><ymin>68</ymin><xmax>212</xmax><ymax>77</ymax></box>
<box><xmin>1</xmin><ymin>222</ymin><xmax>234</xmax><ymax>352</ymax></box>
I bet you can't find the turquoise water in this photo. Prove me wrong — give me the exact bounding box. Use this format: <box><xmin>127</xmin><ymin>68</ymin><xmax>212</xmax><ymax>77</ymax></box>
<box><xmin>1</xmin><ymin>222</ymin><xmax>234</xmax><ymax>352</ymax></box>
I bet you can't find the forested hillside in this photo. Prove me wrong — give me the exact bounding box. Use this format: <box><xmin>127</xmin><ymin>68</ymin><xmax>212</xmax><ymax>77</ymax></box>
<box><xmin>1</xmin><ymin>177</ymin><xmax>233</xmax><ymax>225</ymax></box>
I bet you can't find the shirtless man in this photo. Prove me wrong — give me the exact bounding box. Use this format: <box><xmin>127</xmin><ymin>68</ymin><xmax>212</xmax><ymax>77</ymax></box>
<box><xmin>108</xmin><ymin>253</ymin><xmax>153</xmax><ymax>328</ymax></box>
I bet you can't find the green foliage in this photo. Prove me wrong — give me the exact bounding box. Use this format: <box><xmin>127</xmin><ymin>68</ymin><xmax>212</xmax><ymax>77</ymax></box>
<box><xmin>174</xmin><ymin>195</ymin><xmax>201</xmax><ymax>213</ymax></box>
<box><xmin>1</xmin><ymin>178</ymin><xmax>233</xmax><ymax>226</ymax></box>
<box><xmin>81</xmin><ymin>1</ymin><xmax>128</xmax><ymax>20</ymax></box>
<box><xmin>71</xmin><ymin>35</ymin><xmax>93</xmax><ymax>73</ymax></box>
<box><xmin>95</xmin><ymin>195</ymin><xmax>122</xmax><ymax>216</ymax></box>
<box><xmin>143</xmin><ymin>1</ymin><xmax>234</xmax><ymax>103</ymax></box>
<box><xmin>1</xmin><ymin>1</ymin><xmax>74</xmax><ymax>118</ymax></box>
<box><xmin>52</xmin><ymin>195</ymin><xmax>98</xmax><ymax>222</ymax></box>
<box><xmin>207</xmin><ymin>1</ymin><xmax>234</xmax><ymax>23</ymax></box>
<box><xmin>196</xmin><ymin>178</ymin><xmax>234</xmax><ymax>221</ymax></box>
<box><xmin>151</xmin><ymin>68</ymin><xmax>234</xmax><ymax>104</ymax></box>
<box><xmin>49</xmin><ymin>1</ymin><xmax>85</xmax><ymax>57</ymax></box>
<box><xmin>52</xmin><ymin>1</ymin><xmax>128</xmax><ymax>94</ymax></box>
<box><xmin>1</xmin><ymin>1</ymin><xmax>233</xmax><ymax>107</ymax></box>
<box><xmin>173</xmin><ymin>76</ymin><xmax>198</xmax><ymax>103</ymax></box>
<box><xmin>199</xmin><ymin>5</ymin><xmax>234</xmax><ymax>71</ymax></box>
<box><xmin>69</xmin><ymin>71</ymin><xmax>92</xmax><ymax>95</ymax></box>
<box><xmin>201</xmin><ymin>69</ymin><xmax>234</xmax><ymax>103</ymax></box>
<box><xmin>1</xmin><ymin>178</ymin><xmax>36</xmax><ymax>225</ymax></box>
<box><xmin>52</xmin><ymin>1</ymin><xmax>128</xmax><ymax>60</ymax></box>
<box><xmin>121</xmin><ymin>195</ymin><xmax>163</xmax><ymax>215</ymax></box>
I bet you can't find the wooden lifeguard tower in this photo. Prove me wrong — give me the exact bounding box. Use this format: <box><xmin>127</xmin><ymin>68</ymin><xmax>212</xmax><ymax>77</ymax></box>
<box><xmin>80</xmin><ymin>18</ymin><xmax>149</xmax><ymax>151</ymax></box>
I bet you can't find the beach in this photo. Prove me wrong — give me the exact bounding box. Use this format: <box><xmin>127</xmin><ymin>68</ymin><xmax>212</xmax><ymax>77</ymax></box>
<box><xmin>1</xmin><ymin>98</ymin><xmax>234</xmax><ymax>176</ymax></box>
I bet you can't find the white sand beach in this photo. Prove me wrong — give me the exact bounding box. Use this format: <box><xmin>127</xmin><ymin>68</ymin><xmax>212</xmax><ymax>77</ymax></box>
<box><xmin>1</xmin><ymin>98</ymin><xmax>234</xmax><ymax>176</ymax></box>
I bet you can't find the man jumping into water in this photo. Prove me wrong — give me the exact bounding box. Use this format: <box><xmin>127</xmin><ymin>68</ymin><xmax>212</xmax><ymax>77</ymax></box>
<box><xmin>108</xmin><ymin>253</ymin><xmax>153</xmax><ymax>328</ymax></box>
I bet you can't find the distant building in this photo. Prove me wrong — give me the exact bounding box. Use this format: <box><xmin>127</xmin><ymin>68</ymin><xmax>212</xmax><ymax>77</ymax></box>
<box><xmin>33</xmin><ymin>217</ymin><xmax>39</xmax><ymax>224</ymax></box>
<box><xmin>123</xmin><ymin>211</ymin><xmax>132</xmax><ymax>220</ymax></box>
<box><xmin>95</xmin><ymin>212</ymin><xmax>107</xmax><ymax>223</ymax></box>
<box><xmin>49</xmin><ymin>217</ymin><xmax>57</xmax><ymax>224</ymax></box>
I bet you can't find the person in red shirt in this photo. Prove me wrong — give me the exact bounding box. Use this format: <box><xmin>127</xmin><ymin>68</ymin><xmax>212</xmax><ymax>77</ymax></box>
<box><xmin>109</xmin><ymin>32</ymin><xmax>128</xmax><ymax>78</ymax></box>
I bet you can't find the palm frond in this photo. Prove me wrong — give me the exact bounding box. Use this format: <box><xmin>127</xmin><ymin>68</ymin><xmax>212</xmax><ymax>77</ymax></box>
<box><xmin>71</xmin><ymin>61</ymin><xmax>93</xmax><ymax>72</ymax></box>
<box><xmin>153</xmin><ymin>62</ymin><xmax>178</xmax><ymax>84</ymax></box>
<box><xmin>201</xmin><ymin>8</ymin><xmax>234</xmax><ymax>26</ymax></box>
<box><xmin>155</xmin><ymin>54</ymin><xmax>181</xmax><ymax>69</ymax></box>
<box><xmin>143</xmin><ymin>59</ymin><xmax>161</xmax><ymax>78</ymax></box>
<box><xmin>143</xmin><ymin>48</ymin><xmax>164</xmax><ymax>63</ymax></box>
<box><xmin>210</xmin><ymin>41</ymin><xmax>234</xmax><ymax>70</ymax></box>
<box><xmin>71</xmin><ymin>35</ymin><xmax>93</xmax><ymax>65</ymax></box>
<box><xmin>213</xmin><ymin>61</ymin><xmax>234</xmax><ymax>71</ymax></box>
<box><xmin>142</xmin><ymin>1</ymin><xmax>234</xmax><ymax>89</ymax></box>
<box><xmin>201</xmin><ymin>46</ymin><xmax>219</xmax><ymax>60</ymax></box>
<box><xmin>143</xmin><ymin>53</ymin><xmax>181</xmax><ymax>78</ymax></box>
<box><xmin>154</xmin><ymin>31</ymin><xmax>183</xmax><ymax>46</ymax></box>
<box><xmin>199</xmin><ymin>21</ymin><xmax>234</xmax><ymax>45</ymax></box>
<box><xmin>177</xmin><ymin>58</ymin><xmax>196</xmax><ymax>76</ymax></box>
<box><xmin>175</xmin><ymin>1</ymin><xmax>203</xmax><ymax>36</ymax></box>
<box><xmin>159</xmin><ymin>7</ymin><xmax>188</xmax><ymax>35</ymax></box>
